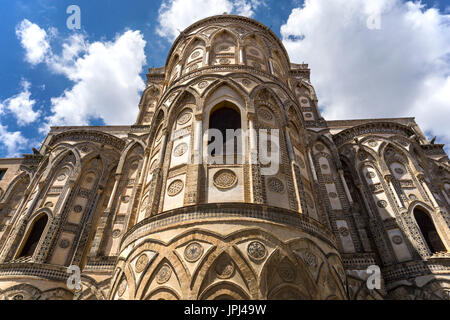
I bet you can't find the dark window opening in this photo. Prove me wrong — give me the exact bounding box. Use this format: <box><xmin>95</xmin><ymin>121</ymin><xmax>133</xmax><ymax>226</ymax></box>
<box><xmin>414</xmin><ymin>208</ymin><xmax>446</xmax><ymax>253</ymax></box>
<box><xmin>18</xmin><ymin>215</ymin><xmax>48</xmax><ymax>258</ymax></box>
<box><xmin>208</xmin><ymin>105</ymin><xmax>241</xmax><ymax>156</ymax></box>
<box><xmin>0</xmin><ymin>169</ymin><xmax>6</xmax><ymax>180</ymax></box>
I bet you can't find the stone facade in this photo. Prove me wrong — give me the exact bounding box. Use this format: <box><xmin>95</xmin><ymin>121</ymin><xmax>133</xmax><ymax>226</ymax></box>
<box><xmin>0</xmin><ymin>14</ymin><xmax>449</xmax><ymax>300</ymax></box>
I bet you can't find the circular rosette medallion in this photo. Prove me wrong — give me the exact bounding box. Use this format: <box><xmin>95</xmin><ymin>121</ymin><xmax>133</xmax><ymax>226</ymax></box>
<box><xmin>167</xmin><ymin>180</ymin><xmax>184</xmax><ymax>197</ymax></box>
<box><xmin>247</xmin><ymin>241</ymin><xmax>267</xmax><ymax>262</ymax></box>
<box><xmin>184</xmin><ymin>242</ymin><xmax>204</xmax><ymax>263</ymax></box>
<box><xmin>213</xmin><ymin>170</ymin><xmax>238</xmax><ymax>190</ymax></box>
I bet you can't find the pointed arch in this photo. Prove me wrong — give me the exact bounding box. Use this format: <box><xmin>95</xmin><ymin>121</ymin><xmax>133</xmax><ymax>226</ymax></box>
<box><xmin>16</xmin><ymin>212</ymin><xmax>49</xmax><ymax>259</ymax></box>
<box><xmin>412</xmin><ymin>205</ymin><xmax>447</xmax><ymax>253</ymax></box>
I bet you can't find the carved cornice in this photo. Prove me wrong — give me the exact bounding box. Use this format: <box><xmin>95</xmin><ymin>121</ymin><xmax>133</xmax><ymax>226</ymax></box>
<box><xmin>121</xmin><ymin>203</ymin><xmax>338</xmax><ymax>250</ymax></box>
<box><xmin>48</xmin><ymin>130</ymin><xmax>126</xmax><ymax>151</ymax></box>
<box><xmin>421</xmin><ymin>144</ymin><xmax>447</xmax><ymax>156</ymax></box>
<box><xmin>333</xmin><ymin>122</ymin><xmax>415</xmax><ymax>147</ymax></box>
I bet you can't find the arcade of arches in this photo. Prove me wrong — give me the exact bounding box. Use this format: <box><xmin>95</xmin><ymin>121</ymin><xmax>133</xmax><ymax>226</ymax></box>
<box><xmin>0</xmin><ymin>14</ymin><xmax>449</xmax><ymax>301</ymax></box>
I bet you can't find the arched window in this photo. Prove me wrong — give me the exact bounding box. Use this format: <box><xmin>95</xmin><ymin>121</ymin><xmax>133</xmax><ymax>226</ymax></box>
<box><xmin>18</xmin><ymin>215</ymin><xmax>48</xmax><ymax>258</ymax></box>
<box><xmin>208</xmin><ymin>104</ymin><xmax>241</xmax><ymax>157</ymax></box>
<box><xmin>414</xmin><ymin>208</ymin><xmax>446</xmax><ymax>253</ymax></box>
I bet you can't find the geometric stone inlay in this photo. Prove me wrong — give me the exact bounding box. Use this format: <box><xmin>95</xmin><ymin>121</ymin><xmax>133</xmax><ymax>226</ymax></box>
<box><xmin>267</xmin><ymin>177</ymin><xmax>285</xmax><ymax>193</ymax></box>
<box><xmin>213</xmin><ymin>170</ymin><xmax>238</xmax><ymax>190</ymax></box>
<box><xmin>156</xmin><ymin>264</ymin><xmax>172</xmax><ymax>284</ymax></box>
<box><xmin>184</xmin><ymin>242</ymin><xmax>204</xmax><ymax>263</ymax></box>
<box><xmin>167</xmin><ymin>180</ymin><xmax>184</xmax><ymax>197</ymax></box>
<box><xmin>247</xmin><ymin>241</ymin><xmax>267</xmax><ymax>261</ymax></box>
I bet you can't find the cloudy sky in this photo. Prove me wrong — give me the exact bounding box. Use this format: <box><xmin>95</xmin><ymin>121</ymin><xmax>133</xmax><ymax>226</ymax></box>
<box><xmin>0</xmin><ymin>0</ymin><xmax>449</xmax><ymax>157</ymax></box>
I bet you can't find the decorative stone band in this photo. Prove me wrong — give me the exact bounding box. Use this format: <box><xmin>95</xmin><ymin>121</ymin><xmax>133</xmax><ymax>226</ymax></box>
<box><xmin>48</xmin><ymin>130</ymin><xmax>126</xmax><ymax>151</ymax></box>
<box><xmin>160</xmin><ymin>65</ymin><xmax>296</xmax><ymax>106</ymax></box>
<box><xmin>382</xmin><ymin>259</ymin><xmax>450</xmax><ymax>284</ymax></box>
<box><xmin>421</xmin><ymin>144</ymin><xmax>447</xmax><ymax>156</ymax></box>
<box><xmin>0</xmin><ymin>263</ymin><xmax>71</xmax><ymax>282</ymax></box>
<box><xmin>341</xmin><ymin>253</ymin><xmax>377</xmax><ymax>269</ymax></box>
<box><xmin>166</xmin><ymin>15</ymin><xmax>290</xmax><ymax>72</ymax></box>
<box><xmin>120</xmin><ymin>203</ymin><xmax>338</xmax><ymax>250</ymax></box>
<box><xmin>332</xmin><ymin>122</ymin><xmax>415</xmax><ymax>147</ymax></box>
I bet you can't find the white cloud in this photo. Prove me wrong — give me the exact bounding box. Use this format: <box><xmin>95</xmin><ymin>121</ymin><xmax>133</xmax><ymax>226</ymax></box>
<box><xmin>42</xmin><ymin>31</ymin><xmax>147</xmax><ymax>131</ymax></box>
<box><xmin>0</xmin><ymin>124</ymin><xmax>28</xmax><ymax>158</ymax></box>
<box><xmin>15</xmin><ymin>19</ymin><xmax>147</xmax><ymax>132</ymax></box>
<box><xmin>15</xmin><ymin>19</ymin><xmax>51</xmax><ymax>65</ymax></box>
<box><xmin>281</xmin><ymin>0</ymin><xmax>450</xmax><ymax>146</ymax></box>
<box><xmin>157</xmin><ymin>0</ymin><xmax>263</xmax><ymax>41</ymax></box>
<box><xmin>0</xmin><ymin>80</ymin><xmax>40</xmax><ymax>126</ymax></box>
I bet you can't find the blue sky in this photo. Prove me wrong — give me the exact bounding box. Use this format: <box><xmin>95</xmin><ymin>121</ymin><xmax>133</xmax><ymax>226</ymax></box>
<box><xmin>0</xmin><ymin>0</ymin><xmax>449</xmax><ymax>158</ymax></box>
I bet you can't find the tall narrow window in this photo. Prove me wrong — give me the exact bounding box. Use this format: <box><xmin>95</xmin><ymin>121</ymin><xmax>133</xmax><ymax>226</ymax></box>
<box><xmin>0</xmin><ymin>169</ymin><xmax>7</xmax><ymax>180</ymax></box>
<box><xmin>18</xmin><ymin>215</ymin><xmax>48</xmax><ymax>258</ymax></box>
<box><xmin>208</xmin><ymin>105</ymin><xmax>241</xmax><ymax>157</ymax></box>
<box><xmin>414</xmin><ymin>208</ymin><xmax>446</xmax><ymax>253</ymax></box>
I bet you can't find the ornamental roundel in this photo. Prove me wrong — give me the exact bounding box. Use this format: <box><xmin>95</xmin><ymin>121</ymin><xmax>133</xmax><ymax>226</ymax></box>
<box><xmin>156</xmin><ymin>264</ymin><xmax>172</xmax><ymax>284</ymax></box>
<box><xmin>45</xmin><ymin>202</ymin><xmax>54</xmax><ymax>208</ymax></box>
<box><xmin>73</xmin><ymin>205</ymin><xmax>83</xmax><ymax>213</ymax></box>
<box><xmin>80</xmin><ymin>146</ymin><xmax>90</xmax><ymax>153</ymax></box>
<box><xmin>59</xmin><ymin>239</ymin><xmax>70</xmax><ymax>249</ymax></box>
<box><xmin>304</xmin><ymin>251</ymin><xmax>318</xmax><ymax>268</ymax></box>
<box><xmin>409</xmin><ymin>194</ymin><xmax>417</xmax><ymax>201</ymax></box>
<box><xmin>315</xmin><ymin>144</ymin><xmax>325</xmax><ymax>152</ymax></box>
<box><xmin>213</xmin><ymin>170</ymin><xmax>238</xmax><ymax>190</ymax></box>
<box><xmin>130</xmin><ymin>162</ymin><xmax>139</xmax><ymax>170</ymax></box>
<box><xmin>177</xmin><ymin>111</ymin><xmax>192</xmax><ymax>125</ymax></box>
<box><xmin>258</xmin><ymin>107</ymin><xmax>273</xmax><ymax>121</ymax></box>
<box><xmin>198</xmin><ymin>81</ymin><xmax>208</xmax><ymax>89</ymax></box>
<box><xmin>191</xmin><ymin>51</ymin><xmax>200</xmax><ymax>59</ymax></box>
<box><xmin>112</xmin><ymin>229</ymin><xmax>122</xmax><ymax>238</ymax></box>
<box><xmin>366</xmin><ymin>172</ymin><xmax>376</xmax><ymax>179</ymax></box>
<box><xmin>394</xmin><ymin>168</ymin><xmax>405</xmax><ymax>175</ymax></box>
<box><xmin>338</xmin><ymin>227</ymin><xmax>350</xmax><ymax>237</ymax></box>
<box><xmin>247</xmin><ymin>241</ymin><xmax>267</xmax><ymax>261</ymax></box>
<box><xmin>122</xmin><ymin>195</ymin><xmax>130</xmax><ymax>203</ymax></box>
<box><xmin>304</xmin><ymin>113</ymin><xmax>313</xmax><ymax>119</ymax></box>
<box><xmin>215</xmin><ymin>255</ymin><xmax>234</xmax><ymax>279</ymax></box>
<box><xmin>13</xmin><ymin>294</ymin><xmax>24</xmax><ymax>300</ymax></box>
<box><xmin>219</xmin><ymin>58</ymin><xmax>231</xmax><ymax>65</ymax></box>
<box><xmin>184</xmin><ymin>242</ymin><xmax>204</xmax><ymax>263</ymax></box>
<box><xmin>278</xmin><ymin>260</ymin><xmax>295</xmax><ymax>282</ymax></box>
<box><xmin>267</xmin><ymin>177</ymin><xmax>285</xmax><ymax>193</ymax></box>
<box><xmin>135</xmin><ymin>254</ymin><xmax>149</xmax><ymax>273</ymax></box>
<box><xmin>173</xmin><ymin>143</ymin><xmax>188</xmax><ymax>157</ymax></box>
<box><xmin>301</xmin><ymin>98</ymin><xmax>309</xmax><ymax>104</ymax></box>
<box><xmin>377</xmin><ymin>200</ymin><xmax>388</xmax><ymax>208</ymax></box>
<box><xmin>117</xmin><ymin>275</ymin><xmax>127</xmax><ymax>297</ymax></box>
<box><xmin>85</xmin><ymin>176</ymin><xmax>94</xmax><ymax>183</ymax></box>
<box><xmin>57</xmin><ymin>174</ymin><xmax>67</xmax><ymax>181</ymax></box>
<box><xmin>328</xmin><ymin>192</ymin><xmax>338</xmax><ymax>199</ymax></box>
<box><xmin>368</xmin><ymin>140</ymin><xmax>378</xmax><ymax>147</ymax></box>
<box><xmin>392</xmin><ymin>235</ymin><xmax>403</xmax><ymax>245</ymax></box>
<box><xmin>321</xmin><ymin>164</ymin><xmax>329</xmax><ymax>170</ymax></box>
<box><xmin>167</xmin><ymin>180</ymin><xmax>184</xmax><ymax>197</ymax></box>
<box><xmin>242</xmin><ymin>79</ymin><xmax>251</xmax><ymax>87</ymax></box>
